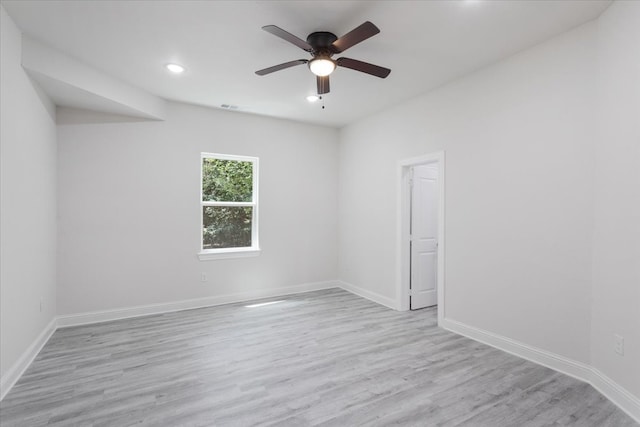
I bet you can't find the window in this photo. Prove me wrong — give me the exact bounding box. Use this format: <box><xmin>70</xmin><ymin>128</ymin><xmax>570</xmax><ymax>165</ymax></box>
<box><xmin>199</xmin><ymin>153</ymin><xmax>259</xmax><ymax>260</ymax></box>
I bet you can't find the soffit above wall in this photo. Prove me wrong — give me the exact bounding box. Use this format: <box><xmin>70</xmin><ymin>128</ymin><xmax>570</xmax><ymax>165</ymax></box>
<box><xmin>22</xmin><ymin>37</ymin><xmax>166</xmax><ymax>122</ymax></box>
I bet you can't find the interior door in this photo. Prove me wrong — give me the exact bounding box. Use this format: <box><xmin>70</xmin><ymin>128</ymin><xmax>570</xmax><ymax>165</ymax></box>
<box><xmin>410</xmin><ymin>164</ymin><xmax>438</xmax><ymax>310</ymax></box>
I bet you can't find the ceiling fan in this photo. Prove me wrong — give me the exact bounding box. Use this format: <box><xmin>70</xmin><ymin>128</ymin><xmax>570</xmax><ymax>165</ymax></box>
<box><xmin>256</xmin><ymin>21</ymin><xmax>391</xmax><ymax>95</ymax></box>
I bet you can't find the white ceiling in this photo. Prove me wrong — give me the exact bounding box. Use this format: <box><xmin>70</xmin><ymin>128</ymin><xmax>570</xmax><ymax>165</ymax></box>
<box><xmin>2</xmin><ymin>0</ymin><xmax>611</xmax><ymax>128</ymax></box>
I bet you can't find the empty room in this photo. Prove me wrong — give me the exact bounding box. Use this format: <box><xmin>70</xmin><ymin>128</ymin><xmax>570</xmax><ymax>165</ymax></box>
<box><xmin>1</xmin><ymin>0</ymin><xmax>638</xmax><ymax>425</ymax></box>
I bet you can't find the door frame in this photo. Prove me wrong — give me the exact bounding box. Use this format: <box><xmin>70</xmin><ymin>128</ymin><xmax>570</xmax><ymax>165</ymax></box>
<box><xmin>396</xmin><ymin>151</ymin><xmax>445</xmax><ymax>324</ymax></box>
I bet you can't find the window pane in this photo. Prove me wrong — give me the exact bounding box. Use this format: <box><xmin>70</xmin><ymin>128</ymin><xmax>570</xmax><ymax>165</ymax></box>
<box><xmin>203</xmin><ymin>206</ymin><xmax>252</xmax><ymax>249</ymax></box>
<box><xmin>202</xmin><ymin>158</ymin><xmax>253</xmax><ymax>202</ymax></box>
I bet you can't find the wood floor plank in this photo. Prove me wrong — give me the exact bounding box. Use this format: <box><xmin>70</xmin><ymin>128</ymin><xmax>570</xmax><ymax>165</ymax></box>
<box><xmin>0</xmin><ymin>289</ymin><xmax>636</xmax><ymax>426</ymax></box>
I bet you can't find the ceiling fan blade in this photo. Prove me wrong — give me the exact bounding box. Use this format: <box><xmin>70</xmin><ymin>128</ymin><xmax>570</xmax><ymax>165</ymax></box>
<box><xmin>336</xmin><ymin>57</ymin><xmax>391</xmax><ymax>78</ymax></box>
<box><xmin>262</xmin><ymin>25</ymin><xmax>313</xmax><ymax>52</ymax></box>
<box><xmin>255</xmin><ymin>59</ymin><xmax>308</xmax><ymax>76</ymax></box>
<box><xmin>317</xmin><ymin>76</ymin><xmax>330</xmax><ymax>94</ymax></box>
<box><xmin>330</xmin><ymin>21</ymin><xmax>380</xmax><ymax>53</ymax></box>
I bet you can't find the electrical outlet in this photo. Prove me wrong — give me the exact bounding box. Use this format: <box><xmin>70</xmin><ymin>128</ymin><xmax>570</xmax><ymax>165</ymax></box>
<box><xmin>201</xmin><ymin>273</ymin><xmax>207</xmax><ymax>282</ymax></box>
<box><xmin>614</xmin><ymin>334</ymin><xmax>624</xmax><ymax>356</ymax></box>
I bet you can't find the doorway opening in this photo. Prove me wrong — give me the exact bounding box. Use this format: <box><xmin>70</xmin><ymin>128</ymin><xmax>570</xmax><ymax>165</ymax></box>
<box><xmin>397</xmin><ymin>152</ymin><xmax>445</xmax><ymax>324</ymax></box>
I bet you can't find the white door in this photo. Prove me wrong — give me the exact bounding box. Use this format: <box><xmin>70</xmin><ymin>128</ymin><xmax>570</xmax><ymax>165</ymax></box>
<box><xmin>410</xmin><ymin>164</ymin><xmax>438</xmax><ymax>310</ymax></box>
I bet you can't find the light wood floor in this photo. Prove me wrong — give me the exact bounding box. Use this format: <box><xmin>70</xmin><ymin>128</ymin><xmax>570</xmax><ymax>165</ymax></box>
<box><xmin>0</xmin><ymin>289</ymin><xmax>636</xmax><ymax>426</ymax></box>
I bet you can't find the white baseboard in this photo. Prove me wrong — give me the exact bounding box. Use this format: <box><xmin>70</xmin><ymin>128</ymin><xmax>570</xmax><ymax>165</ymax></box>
<box><xmin>0</xmin><ymin>317</ymin><xmax>57</xmax><ymax>401</ymax></box>
<box><xmin>441</xmin><ymin>318</ymin><xmax>640</xmax><ymax>423</ymax></box>
<box><xmin>337</xmin><ymin>280</ymin><xmax>398</xmax><ymax>310</ymax></box>
<box><xmin>440</xmin><ymin>318</ymin><xmax>593</xmax><ymax>380</ymax></box>
<box><xmin>57</xmin><ymin>280</ymin><xmax>340</xmax><ymax>327</ymax></box>
<box><xmin>590</xmin><ymin>367</ymin><xmax>640</xmax><ymax>423</ymax></box>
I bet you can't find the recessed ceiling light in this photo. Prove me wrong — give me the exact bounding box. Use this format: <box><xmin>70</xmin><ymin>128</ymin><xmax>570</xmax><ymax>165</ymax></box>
<box><xmin>306</xmin><ymin>95</ymin><xmax>321</xmax><ymax>103</ymax></box>
<box><xmin>165</xmin><ymin>63</ymin><xmax>185</xmax><ymax>74</ymax></box>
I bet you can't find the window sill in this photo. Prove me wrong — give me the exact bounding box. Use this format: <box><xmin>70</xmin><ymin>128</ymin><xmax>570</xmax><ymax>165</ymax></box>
<box><xmin>198</xmin><ymin>247</ymin><xmax>261</xmax><ymax>261</ymax></box>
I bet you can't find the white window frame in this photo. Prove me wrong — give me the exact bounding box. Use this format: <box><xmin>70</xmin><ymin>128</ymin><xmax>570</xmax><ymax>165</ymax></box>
<box><xmin>198</xmin><ymin>152</ymin><xmax>260</xmax><ymax>261</ymax></box>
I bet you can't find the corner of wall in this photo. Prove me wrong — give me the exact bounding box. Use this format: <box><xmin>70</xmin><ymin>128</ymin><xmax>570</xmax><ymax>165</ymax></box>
<box><xmin>589</xmin><ymin>0</ymin><xmax>640</xmax><ymax>404</ymax></box>
<box><xmin>1</xmin><ymin>3</ymin><xmax>58</xmax><ymax>389</ymax></box>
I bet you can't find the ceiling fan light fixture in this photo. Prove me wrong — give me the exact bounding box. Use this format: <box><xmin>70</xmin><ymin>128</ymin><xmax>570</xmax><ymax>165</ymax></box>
<box><xmin>309</xmin><ymin>57</ymin><xmax>336</xmax><ymax>77</ymax></box>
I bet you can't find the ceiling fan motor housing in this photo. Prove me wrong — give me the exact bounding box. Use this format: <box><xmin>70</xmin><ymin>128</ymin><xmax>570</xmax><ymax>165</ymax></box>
<box><xmin>307</xmin><ymin>32</ymin><xmax>338</xmax><ymax>54</ymax></box>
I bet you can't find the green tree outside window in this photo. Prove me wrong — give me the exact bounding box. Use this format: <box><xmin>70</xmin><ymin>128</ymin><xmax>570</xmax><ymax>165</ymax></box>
<box><xmin>201</xmin><ymin>156</ymin><xmax>257</xmax><ymax>250</ymax></box>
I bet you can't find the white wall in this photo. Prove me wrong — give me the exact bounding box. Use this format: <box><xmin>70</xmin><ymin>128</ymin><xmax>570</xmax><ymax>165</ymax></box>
<box><xmin>0</xmin><ymin>6</ymin><xmax>57</xmax><ymax>378</ymax></box>
<box><xmin>591</xmin><ymin>1</ymin><xmax>640</xmax><ymax>398</ymax></box>
<box><xmin>57</xmin><ymin>102</ymin><xmax>338</xmax><ymax>315</ymax></box>
<box><xmin>339</xmin><ymin>22</ymin><xmax>597</xmax><ymax>364</ymax></box>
